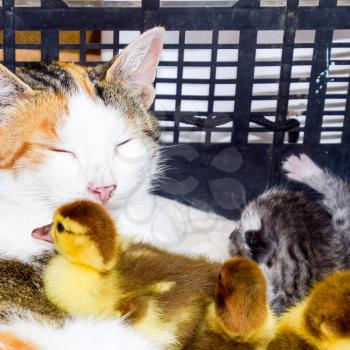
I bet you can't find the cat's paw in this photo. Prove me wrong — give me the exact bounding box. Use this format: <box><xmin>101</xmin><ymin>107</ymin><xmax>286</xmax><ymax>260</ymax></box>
<box><xmin>282</xmin><ymin>154</ymin><xmax>322</xmax><ymax>183</ymax></box>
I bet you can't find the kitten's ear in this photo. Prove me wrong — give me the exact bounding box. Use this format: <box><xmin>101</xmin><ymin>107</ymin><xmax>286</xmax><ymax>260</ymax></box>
<box><xmin>106</xmin><ymin>27</ymin><xmax>164</xmax><ymax>108</ymax></box>
<box><xmin>0</xmin><ymin>64</ymin><xmax>33</xmax><ymax>120</ymax></box>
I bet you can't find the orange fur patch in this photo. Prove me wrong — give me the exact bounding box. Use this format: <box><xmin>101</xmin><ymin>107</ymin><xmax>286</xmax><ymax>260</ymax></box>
<box><xmin>59</xmin><ymin>63</ymin><xmax>95</xmax><ymax>98</ymax></box>
<box><xmin>0</xmin><ymin>93</ymin><xmax>68</xmax><ymax>171</ymax></box>
<box><xmin>0</xmin><ymin>331</ymin><xmax>39</xmax><ymax>350</ymax></box>
<box><xmin>215</xmin><ymin>257</ymin><xmax>268</xmax><ymax>337</ymax></box>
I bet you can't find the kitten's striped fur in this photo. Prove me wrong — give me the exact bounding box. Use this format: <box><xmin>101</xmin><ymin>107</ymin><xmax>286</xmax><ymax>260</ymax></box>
<box><xmin>230</xmin><ymin>154</ymin><xmax>350</xmax><ymax>314</ymax></box>
<box><xmin>284</xmin><ymin>154</ymin><xmax>350</xmax><ymax>266</ymax></box>
<box><xmin>230</xmin><ymin>187</ymin><xmax>346</xmax><ymax>314</ymax></box>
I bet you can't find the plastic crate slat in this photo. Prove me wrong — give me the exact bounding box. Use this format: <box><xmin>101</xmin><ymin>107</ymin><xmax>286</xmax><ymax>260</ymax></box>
<box><xmin>3</xmin><ymin>1</ymin><xmax>15</xmax><ymax>71</ymax></box>
<box><xmin>173</xmin><ymin>30</ymin><xmax>185</xmax><ymax>143</ymax></box>
<box><xmin>269</xmin><ymin>0</ymin><xmax>298</xmax><ymax>185</ymax></box>
<box><xmin>341</xmin><ymin>82</ymin><xmax>350</xmax><ymax>146</ymax></box>
<box><xmin>304</xmin><ymin>28</ymin><xmax>335</xmax><ymax>146</ymax></box>
<box><xmin>232</xmin><ymin>28</ymin><xmax>257</xmax><ymax>144</ymax></box>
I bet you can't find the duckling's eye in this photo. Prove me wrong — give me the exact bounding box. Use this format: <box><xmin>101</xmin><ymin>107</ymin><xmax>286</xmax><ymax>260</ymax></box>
<box><xmin>57</xmin><ymin>222</ymin><xmax>65</xmax><ymax>233</ymax></box>
<box><xmin>218</xmin><ymin>273</ymin><xmax>222</xmax><ymax>282</ymax></box>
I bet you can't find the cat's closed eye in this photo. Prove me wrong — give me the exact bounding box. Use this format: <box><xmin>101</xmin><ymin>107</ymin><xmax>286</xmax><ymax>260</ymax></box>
<box><xmin>49</xmin><ymin>148</ymin><xmax>76</xmax><ymax>158</ymax></box>
<box><xmin>117</xmin><ymin>139</ymin><xmax>131</xmax><ymax>147</ymax></box>
<box><xmin>38</xmin><ymin>144</ymin><xmax>76</xmax><ymax>158</ymax></box>
<box><xmin>115</xmin><ymin>139</ymin><xmax>132</xmax><ymax>150</ymax></box>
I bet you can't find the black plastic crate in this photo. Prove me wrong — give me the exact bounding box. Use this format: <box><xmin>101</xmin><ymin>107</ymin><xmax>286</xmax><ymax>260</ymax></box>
<box><xmin>1</xmin><ymin>0</ymin><xmax>350</xmax><ymax>219</ymax></box>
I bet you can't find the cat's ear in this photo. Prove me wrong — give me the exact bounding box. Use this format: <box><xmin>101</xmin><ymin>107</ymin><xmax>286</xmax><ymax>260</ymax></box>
<box><xmin>106</xmin><ymin>27</ymin><xmax>164</xmax><ymax>108</ymax></box>
<box><xmin>0</xmin><ymin>64</ymin><xmax>33</xmax><ymax>120</ymax></box>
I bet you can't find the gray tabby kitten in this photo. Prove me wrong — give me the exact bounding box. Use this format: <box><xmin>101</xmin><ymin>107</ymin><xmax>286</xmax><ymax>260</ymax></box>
<box><xmin>284</xmin><ymin>153</ymin><xmax>350</xmax><ymax>266</ymax></box>
<box><xmin>230</xmin><ymin>154</ymin><xmax>348</xmax><ymax>314</ymax></box>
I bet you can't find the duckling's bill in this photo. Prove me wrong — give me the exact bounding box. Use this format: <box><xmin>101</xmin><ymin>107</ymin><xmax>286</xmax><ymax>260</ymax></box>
<box><xmin>32</xmin><ymin>223</ymin><xmax>54</xmax><ymax>243</ymax></box>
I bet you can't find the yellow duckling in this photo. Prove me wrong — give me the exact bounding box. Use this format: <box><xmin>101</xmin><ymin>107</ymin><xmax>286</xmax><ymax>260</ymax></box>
<box><xmin>35</xmin><ymin>200</ymin><xmax>220</xmax><ymax>349</ymax></box>
<box><xmin>268</xmin><ymin>270</ymin><xmax>350</xmax><ymax>350</ymax></box>
<box><xmin>189</xmin><ymin>257</ymin><xmax>276</xmax><ymax>350</ymax></box>
<box><xmin>40</xmin><ymin>200</ymin><xmax>120</xmax><ymax>318</ymax></box>
<box><xmin>35</xmin><ymin>200</ymin><xmax>275</xmax><ymax>350</ymax></box>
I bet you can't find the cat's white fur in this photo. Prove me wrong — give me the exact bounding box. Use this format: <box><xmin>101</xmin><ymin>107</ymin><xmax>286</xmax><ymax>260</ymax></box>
<box><xmin>0</xmin><ymin>90</ymin><xmax>163</xmax><ymax>259</ymax></box>
<box><xmin>0</xmin><ymin>316</ymin><xmax>161</xmax><ymax>350</ymax></box>
<box><xmin>0</xmin><ymin>28</ymin><xmax>235</xmax><ymax>349</ymax></box>
<box><xmin>0</xmin><ymin>91</ymin><xmax>227</xmax><ymax>260</ymax></box>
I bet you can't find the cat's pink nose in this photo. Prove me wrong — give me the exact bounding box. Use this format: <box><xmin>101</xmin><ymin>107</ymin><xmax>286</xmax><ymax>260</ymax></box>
<box><xmin>88</xmin><ymin>185</ymin><xmax>116</xmax><ymax>204</ymax></box>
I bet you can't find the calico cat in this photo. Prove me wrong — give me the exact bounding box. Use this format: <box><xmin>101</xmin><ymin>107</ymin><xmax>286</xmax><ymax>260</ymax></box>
<box><xmin>0</xmin><ymin>26</ymin><xmax>232</xmax><ymax>263</ymax></box>
<box><xmin>0</xmin><ymin>27</ymin><xmax>233</xmax><ymax>349</ymax></box>
<box><xmin>230</xmin><ymin>156</ymin><xmax>348</xmax><ymax>314</ymax></box>
<box><xmin>0</xmin><ymin>27</ymin><xmax>169</xmax><ymax>260</ymax></box>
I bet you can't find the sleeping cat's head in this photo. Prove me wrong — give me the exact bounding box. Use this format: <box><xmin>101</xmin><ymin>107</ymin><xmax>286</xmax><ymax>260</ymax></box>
<box><xmin>0</xmin><ymin>28</ymin><xmax>163</xmax><ymax>210</ymax></box>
